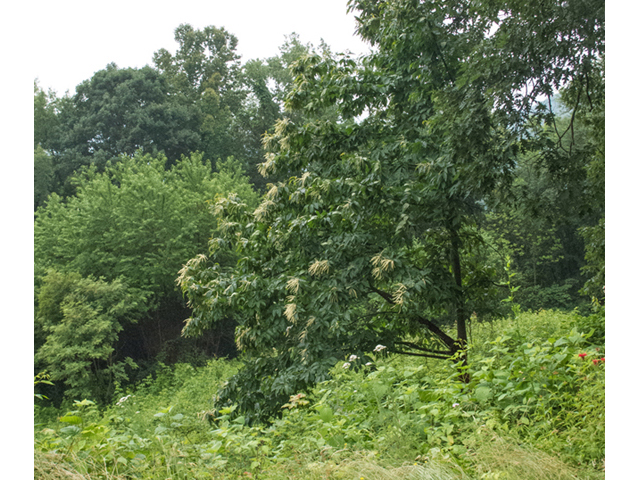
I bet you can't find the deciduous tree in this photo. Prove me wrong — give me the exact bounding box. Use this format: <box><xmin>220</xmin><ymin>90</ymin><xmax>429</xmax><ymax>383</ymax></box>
<box><xmin>35</xmin><ymin>152</ymin><xmax>259</xmax><ymax>378</ymax></box>
<box><xmin>50</xmin><ymin>64</ymin><xmax>201</xmax><ymax>198</ymax></box>
<box><xmin>178</xmin><ymin>0</ymin><xmax>604</xmax><ymax>422</ymax></box>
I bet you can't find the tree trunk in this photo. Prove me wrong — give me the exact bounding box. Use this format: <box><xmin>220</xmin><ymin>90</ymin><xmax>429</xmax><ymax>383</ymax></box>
<box><xmin>451</xmin><ymin>227</ymin><xmax>470</xmax><ymax>383</ymax></box>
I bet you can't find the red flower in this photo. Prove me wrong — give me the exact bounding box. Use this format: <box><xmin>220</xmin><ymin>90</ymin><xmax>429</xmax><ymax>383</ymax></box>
<box><xmin>601</xmin><ymin>357</ymin><xmax>605</xmax><ymax>362</ymax></box>
<box><xmin>593</xmin><ymin>359</ymin><xmax>599</xmax><ymax>365</ymax></box>
<box><xmin>578</xmin><ymin>353</ymin><xmax>587</xmax><ymax>359</ymax></box>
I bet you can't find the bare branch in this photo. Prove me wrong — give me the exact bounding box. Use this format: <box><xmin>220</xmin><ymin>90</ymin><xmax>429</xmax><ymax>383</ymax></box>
<box><xmin>395</xmin><ymin>350</ymin><xmax>452</xmax><ymax>360</ymax></box>
<box><xmin>369</xmin><ymin>283</ymin><xmax>458</xmax><ymax>351</ymax></box>
<box><xmin>395</xmin><ymin>341</ymin><xmax>453</xmax><ymax>356</ymax></box>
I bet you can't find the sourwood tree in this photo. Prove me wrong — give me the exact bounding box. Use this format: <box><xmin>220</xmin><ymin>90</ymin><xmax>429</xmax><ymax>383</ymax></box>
<box><xmin>178</xmin><ymin>0</ymin><xmax>604</xmax><ymax>422</ymax></box>
<box><xmin>239</xmin><ymin>34</ymin><xmax>343</xmax><ymax>190</ymax></box>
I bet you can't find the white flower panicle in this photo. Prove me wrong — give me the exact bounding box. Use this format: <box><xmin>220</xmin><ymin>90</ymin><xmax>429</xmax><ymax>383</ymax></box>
<box><xmin>342</xmin><ymin>362</ymin><xmax>351</xmax><ymax>369</ymax></box>
<box><xmin>116</xmin><ymin>395</ymin><xmax>132</xmax><ymax>407</ymax></box>
<box><xmin>348</xmin><ymin>354</ymin><xmax>359</xmax><ymax>361</ymax></box>
<box><xmin>308</xmin><ymin>259</ymin><xmax>330</xmax><ymax>276</ymax></box>
<box><xmin>373</xmin><ymin>344</ymin><xmax>387</xmax><ymax>353</ymax></box>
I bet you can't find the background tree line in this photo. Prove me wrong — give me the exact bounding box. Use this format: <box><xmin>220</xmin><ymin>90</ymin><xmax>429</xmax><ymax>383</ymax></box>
<box><xmin>34</xmin><ymin>1</ymin><xmax>604</xmax><ymax>412</ymax></box>
<box><xmin>34</xmin><ymin>28</ymin><xmax>335</xmax><ymax>207</ymax></box>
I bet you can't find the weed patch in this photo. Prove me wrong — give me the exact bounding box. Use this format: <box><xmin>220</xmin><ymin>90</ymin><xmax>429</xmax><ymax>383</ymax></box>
<box><xmin>34</xmin><ymin>311</ymin><xmax>604</xmax><ymax>480</ymax></box>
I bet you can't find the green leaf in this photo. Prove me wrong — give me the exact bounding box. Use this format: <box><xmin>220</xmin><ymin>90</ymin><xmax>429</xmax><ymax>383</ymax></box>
<box><xmin>208</xmin><ymin>440</ymin><xmax>223</xmax><ymax>453</ymax></box>
<box><xmin>318</xmin><ymin>406</ymin><xmax>334</xmax><ymax>423</ymax></box>
<box><xmin>474</xmin><ymin>386</ymin><xmax>493</xmax><ymax>403</ymax></box>
<box><xmin>554</xmin><ymin>338</ymin><xmax>568</xmax><ymax>347</ymax></box>
<box><xmin>59</xmin><ymin>415</ymin><xmax>83</xmax><ymax>425</ymax></box>
<box><xmin>60</xmin><ymin>426</ymin><xmax>81</xmax><ymax>435</ymax></box>
<box><xmin>326</xmin><ymin>434</ymin><xmax>345</xmax><ymax>448</ymax></box>
<box><xmin>232</xmin><ymin>415</ymin><xmax>246</xmax><ymax>425</ymax></box>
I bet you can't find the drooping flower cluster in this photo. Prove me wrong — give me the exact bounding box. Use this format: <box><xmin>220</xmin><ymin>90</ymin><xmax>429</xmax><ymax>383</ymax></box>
<box><xmin>373</xmin><ymin>344</ymin><xmax>387</xmax><ymax>353</ymax></box>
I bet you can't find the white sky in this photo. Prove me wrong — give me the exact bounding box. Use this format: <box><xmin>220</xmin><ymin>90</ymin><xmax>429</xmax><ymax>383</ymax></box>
<box><xmin>32</xmin><ymin>0</ymin><xmax>372</xmax><ymax>96</ymax></box>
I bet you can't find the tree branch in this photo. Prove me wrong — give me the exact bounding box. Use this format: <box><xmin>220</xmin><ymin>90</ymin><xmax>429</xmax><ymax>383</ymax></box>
<box><xmin>566</xmin><ymin>86</ymin><xmax>582</xmax><ymax>154</ymax></box>
<box><xmin>394</xmin><ymin>350</ymin><xmax>452</xmax><ymax>360</ymax></box>
<box><xmin>369</xmin><ymin>283</ymin><xmax>458</xmax><ymax>351</ymax></box>
<box><xmin>395</xmin><ymin>341</ymin><xmax>453</xmax><ymax>356</ymax></box>
<box><xmin>548</xmin><ymin>96</ymin><xmax>570</xmax><ymax>155</ymax></box>
<box><xmin>369</xmin><ymin>284</ymin><xmax>395</xmax><ymax>305</ymax></box>
<box><xmin>356</xmin><ymin>311</ymin><xmax>398</xmax><ymax>321</ymax></box>
<box><xmin>413</xmin><ymin>314</ymin><xmax>457</xmax><ymax>351</ymax></box>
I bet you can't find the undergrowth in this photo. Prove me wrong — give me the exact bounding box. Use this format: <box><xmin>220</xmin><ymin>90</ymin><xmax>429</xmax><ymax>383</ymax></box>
<box><xmin>34</xmin><ymin>309</ymin><xmax>604</xmax><ymax>479</ymax></box>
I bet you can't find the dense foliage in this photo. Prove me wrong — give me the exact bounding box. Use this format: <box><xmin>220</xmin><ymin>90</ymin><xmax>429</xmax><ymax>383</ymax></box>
<box><xmin>35</xmin><ymin>152</ymin><xmax>257</xmax><ymax>302</ymax></box>
<box><xmin>177</xmin><ymin>0</ymin><xmax>604</xmax><ymax>421</ymax></box>
<box><xmin>34</xmin><ymin>152</ymin><xmax>258</xmax><ymax>402</ymax></box>
<box><xmin>33</xmin><ymin>27</ymin><xmax>336</xmax><ymax>209</ymax></box>
<box><xmin>34</xmin><ymin>311</ymin><xmax>605</xmax><ymax>479</ymax></box>
<box><xmin>34</xmin><ymin>2</ymin><xmax>604</xmax><ymax>472</ymax></box>
<box><xmin>35</xmin><ymin>271</ymin><xmax>139</xmax><ymax>403</ymax></box>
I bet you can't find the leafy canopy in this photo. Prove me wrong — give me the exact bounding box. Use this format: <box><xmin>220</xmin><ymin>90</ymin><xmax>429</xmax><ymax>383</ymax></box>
<box><xmin>35</xmin><ymin>151</ymin><xmax>258</xmax><ymax>308</ymax></box>
<box><xmin>178</xmin><ymin>0</ymin><xmax>603</xmax><ymax>423</ymax></box>
<box><xmin>35</xmin><ymin>152</ymin><xmax>259</xmax><ymax>388</ymax></box>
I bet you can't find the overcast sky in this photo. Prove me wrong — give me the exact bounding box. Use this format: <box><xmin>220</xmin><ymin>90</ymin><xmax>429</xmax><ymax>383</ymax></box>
<box><xmin>32</xmin><ymin>0</ymin><xmax>372</xmax><ymax>95</ymax></box>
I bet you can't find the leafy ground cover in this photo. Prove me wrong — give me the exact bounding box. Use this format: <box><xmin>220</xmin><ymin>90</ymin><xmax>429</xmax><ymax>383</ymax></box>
<box><xmin>34</xmin><ymin>309</ymin><xmax>604</xmax><ymax>479</ymax></box>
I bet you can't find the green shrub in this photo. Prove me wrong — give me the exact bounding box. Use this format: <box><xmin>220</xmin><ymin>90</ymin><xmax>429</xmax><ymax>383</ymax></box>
<box><xmin>35</xmin><ymin>271</ymin><xmax>141</xmax><ymax>404</ymax></box>
<box><xmin>468</xmin><ymin>311</ymin><xmax>605</xmax><ymax>466</ymax></box>
<box><xmin>516</xmin><ymin>279</ymin><xmax>587</xmax><ymax>312</ymax></box>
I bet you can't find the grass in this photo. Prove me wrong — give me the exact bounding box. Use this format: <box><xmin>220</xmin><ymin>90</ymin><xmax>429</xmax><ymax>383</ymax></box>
<box><xmin>34</xmin><ymin>309</ymin><xmax>604</xmax><ymax>479</ymax></box>
<box><xmin>34</xmin><ymin>450</ymin><xmax>122</xmax><ymax>480</ymax></box>
<box><xmin>463</xmin><ymin>430</ymin><xmax>583</xmax><ymax>480</ymax></box>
